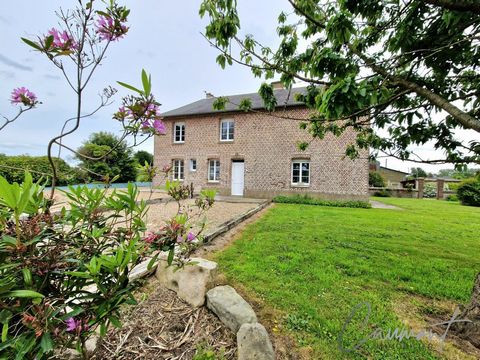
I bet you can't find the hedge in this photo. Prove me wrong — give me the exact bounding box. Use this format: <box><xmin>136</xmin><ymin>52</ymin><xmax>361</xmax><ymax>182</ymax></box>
<box><xmin>272</xmin><ymin>195</ymin><xmax>372</xmax><ymax>209</ymax></box>
<box><xmin>0</xmin><ymin>155</ymin><xmax>81</xmax><ymax>186</ymax></box>
<box><xmin>457</xmin><ymin>178</ymin><xmax>480</xmax><ymax>207</ymax></box>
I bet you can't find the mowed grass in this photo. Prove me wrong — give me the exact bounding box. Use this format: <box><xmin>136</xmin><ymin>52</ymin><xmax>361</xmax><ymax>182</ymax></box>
<box><xmin>213</xmin><ymin>198</ymin><xmax>480</xmax><ymax>359</ymax></box>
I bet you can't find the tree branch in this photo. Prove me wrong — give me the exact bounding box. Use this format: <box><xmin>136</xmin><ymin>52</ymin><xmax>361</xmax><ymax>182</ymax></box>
<box><xmin>422</xmin><ymin>0</ymin><xmax>480</xmax><ymax>15</ymax></box>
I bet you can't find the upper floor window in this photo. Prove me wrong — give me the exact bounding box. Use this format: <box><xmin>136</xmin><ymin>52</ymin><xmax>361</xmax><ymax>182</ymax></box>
<box><xmin>190</xmin><ymin>159</ymin><xmax>197</xmax><ymax>172</ymax></box>
<box><xmin>220</xmin><ymin>119</ymin><xmax>234</xmax><ymax>141</ymax></box>
<box><xmin>172</xmin><ymin>159</ymin><xmax>184</xmax><ymax>181</ymax></box>
<box><xmin>174</xmin><ymin>122</ymin><xmax>185</xmax><ymax>143</ymax></box>
<box><xmin>291</xmin><ymin>160</ymin><xmax>310</xmax><ymax>186</ymax></box>
<box><xmin>208</xmin><ymin>159</ymin><xmax>220</xmax><ymax>182</ymax></box>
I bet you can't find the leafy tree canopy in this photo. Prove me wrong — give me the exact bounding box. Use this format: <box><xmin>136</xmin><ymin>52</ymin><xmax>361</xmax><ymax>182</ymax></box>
<box><xmin>410</xmin><ymin>167</ymin><xmax>429</xmax><ymax>178</ymax></box>
<box><xmin>134</xmin><ymin>150</ymin><xmax>154</xmax><ymax>166</ymax></box>
<box><xmin>437</xmin><ymin>166</ymin><xmax>480</xmax><ymax>179</ymax></box>
<box><xmin>76</xmin><ymin>131</ymin><xmax>137</xmax><ymax>183</ymax></box>
<box><xmin>200</xmin><ymin>0</ymin><xmax>480</xmax><ymax>166</ymax></box>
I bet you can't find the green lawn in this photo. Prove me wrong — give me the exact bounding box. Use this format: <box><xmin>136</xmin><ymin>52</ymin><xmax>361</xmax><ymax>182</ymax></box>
<box><xmin>213</xmin><ymin>198</ymin><xmax>480</xmax><ymax>359</ymax></box>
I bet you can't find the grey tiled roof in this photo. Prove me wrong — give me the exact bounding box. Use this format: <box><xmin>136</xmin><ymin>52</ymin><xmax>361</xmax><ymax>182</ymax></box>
<box><xmin>162</xmin><ymin>87</ymin><xmax>308</xmax><ymax>118</ymax></box>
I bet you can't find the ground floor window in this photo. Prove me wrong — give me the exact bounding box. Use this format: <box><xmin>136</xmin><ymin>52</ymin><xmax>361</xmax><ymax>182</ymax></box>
<box><xmin>172</xmin><ymin>159</ymin><xmax>184</xmax><ymax>180</ymax></box>
<box><xmin>292</xmin><ymin>160</ymin><xmax>310</xmax><ymax>186</ymax></box>
<box><xmin>208</xmin><ymin>159</ymin><xmax>220</xmax><ymax>182</ymax></box>
<box><xmin>190</xmin><ymin>159</ymin><xmax>197</xmax><ymax>172</ymax></box>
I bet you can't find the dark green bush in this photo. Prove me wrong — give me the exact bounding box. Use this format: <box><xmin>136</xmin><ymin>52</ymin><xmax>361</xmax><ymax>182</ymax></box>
<box><xmin>446</xmin><ymin>194</ymin><xmax>458</xmax><ymax>202</ymax></box>
<box><xmin>272</xmin><ymin>195</ymin><xmax>371</xmax><ymax>209</ymax></box>
<box><xmin>373</xmin><ymin>189</ymin><xmax>392</xmax><ymax>197</ymax></box>
<box><xmin>457</xmin><ymin>178</ymin><xmax>480</xmax><ymax>207</ymax></box>
<box><xmin>369</xmin><ymin>172</ymin><xmax>386</xmax><ymax>187</ymax></box>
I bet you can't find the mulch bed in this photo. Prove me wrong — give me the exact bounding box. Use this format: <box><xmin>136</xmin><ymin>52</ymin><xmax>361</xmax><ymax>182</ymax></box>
<box><xmin>93</xmin><ymin>279</ymin><xmax>236</xmax><ymax>360</ymax></box>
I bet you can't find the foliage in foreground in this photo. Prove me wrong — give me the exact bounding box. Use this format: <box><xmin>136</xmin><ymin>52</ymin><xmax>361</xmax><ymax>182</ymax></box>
<box><xmin>457</xmin><ymin>177</ymin><xmax>480</xmax><ymax>207</ymax></box>
<box><xmin>0</xmin><ymin>174</ymin><xmax>147</xmax><ymax>358</ymax></box>
<box><xmin>272</xmin><ymin>195</ymin><xmax>371</xmax><ymax>209</ymax></box>
<box><xmin>215</xmin><ymin>198</ymin><xmax>480</xmax><ymax>358</ymax></box>
<box><xmin>0</xmin><ymin>172</ymin><xmax>216</xmax><ymax>359</ymax></box>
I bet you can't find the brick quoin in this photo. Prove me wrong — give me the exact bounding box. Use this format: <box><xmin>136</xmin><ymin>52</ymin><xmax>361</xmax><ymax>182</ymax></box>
<box><xmin>154</xmin><ymin>107</ymin><xmax>369</xmax><ymax>201</ymax></box>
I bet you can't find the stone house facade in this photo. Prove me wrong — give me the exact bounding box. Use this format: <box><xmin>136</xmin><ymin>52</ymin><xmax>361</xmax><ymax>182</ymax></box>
<box><xmin>154</xmin><ymin>87</ymin><xmax>368</xmax><ymax>200</ymax></box>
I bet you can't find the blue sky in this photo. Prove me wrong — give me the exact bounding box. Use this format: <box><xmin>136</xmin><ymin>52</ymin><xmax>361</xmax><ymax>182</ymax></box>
<box><xmin>0</xmin><ymin>1</ymin><xmax>464</xmax><ymax>173</ymax></box>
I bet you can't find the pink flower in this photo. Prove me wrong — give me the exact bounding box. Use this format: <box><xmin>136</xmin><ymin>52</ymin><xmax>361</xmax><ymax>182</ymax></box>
<box><xmin>46</xmin><ymin>28</ymin><xmax>76</xmax><ymax>51</ymax></box>
<box><xmin>176</xmin><ymin>235</ymin><xmax>184</xmax><ymax>243</ymax></box>
<box><xmin>143</xmin><ymin>232</ymin><xmax>157</xmax><ymax>244</ymax></box>
<box><xmin>66</xmin><ymin>317</ymin><xmax>89</xmax><ymax>333</ymax></box>
<box><xmin>152</xmin><ymin>119</ymin><xmax>166</xmax><ymax>135</ymax></box>
<box><xmin>10</xmin><ymin>87</ymin><xmax>37</xmax><ymax>106</ymax></box>
<box><xmin>187</xmin><ymin>232</ymin><xmax>196</xmax><ymax>242</ymax></box>
<box><xmin>96</xmin><ymin>15</ymin><xmax>129</xmax><ymax>41</ymax></box>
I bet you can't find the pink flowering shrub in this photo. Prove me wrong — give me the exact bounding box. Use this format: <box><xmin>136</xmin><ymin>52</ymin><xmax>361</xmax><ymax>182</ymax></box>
<box><xmin>143</xmin><ymin>179</ymin><xmax>217</xmax><ymax>267</ymax></box>
<box><xmin>10</xmin><ymin>87</ymin><xmax>38</xmax><ymax>107</ymax></box>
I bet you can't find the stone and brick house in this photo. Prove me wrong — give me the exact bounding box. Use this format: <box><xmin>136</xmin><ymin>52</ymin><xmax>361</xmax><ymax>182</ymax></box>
<box><xmin>153</xmin><ymin>85</ymin><xmax>368</xmax><ymax>200</ymax></box>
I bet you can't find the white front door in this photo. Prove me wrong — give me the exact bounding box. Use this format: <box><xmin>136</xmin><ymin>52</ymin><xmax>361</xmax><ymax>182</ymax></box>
<box><xmin>231</xmin><ymin>162</ymin><xmax>245</xmax><ymax>196</ymax></box>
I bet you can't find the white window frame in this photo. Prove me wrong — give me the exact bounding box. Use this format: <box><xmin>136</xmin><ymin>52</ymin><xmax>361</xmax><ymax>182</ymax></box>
<box><xmin>172</xmin><ymin>159</ymin><xmax>184</xmax><ymax>181</ymax></box>
<box><xmin>220</xmin><ymin>119</ymin><xmax>234</xmax><ymax>141</ymax></box>
<box><xmin>291</xmin><ymin>160</ymin><xmax>310</xmax><ymax>187</ymax></box>
<box><xmin>208</xmin><ymin>159</ymin><xmax>220</xmax><ymax>182</ymax></box>
<box><xmin>190</xmin><ymin>159</ymin><xmax>197</xmax><ymax>172</ymax></box>
<box><xmin>173</xmin><ymin>122</ymin><xmax>185</xmax><ymax>143</ymax></box>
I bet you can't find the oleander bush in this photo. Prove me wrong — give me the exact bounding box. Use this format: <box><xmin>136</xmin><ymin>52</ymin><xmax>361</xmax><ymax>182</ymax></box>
<box><xmin>272</xmin><ymin>195</ymin><xmax>371</xmax><ymax>209</ymax></box>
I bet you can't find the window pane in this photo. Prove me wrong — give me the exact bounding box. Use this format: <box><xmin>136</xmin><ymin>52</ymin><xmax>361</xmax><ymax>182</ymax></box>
<box><xmin>229</xmin><ymin>122</ymin><xmax>234</xmax><ymax>139</ymax></box>
<box><xmin>221</xmin><ymin>126</ymin><xmax>228</xmax><ymax>140</ymax></box>
<box><xmin>215</xmin><ymin>161</ymin><xmax>220</xmax><ymax>180</ymax></box>
<box><xmin>209</xmin><ymin>161</ymin><xmax>214</xmax><ymax>180</ymax></box>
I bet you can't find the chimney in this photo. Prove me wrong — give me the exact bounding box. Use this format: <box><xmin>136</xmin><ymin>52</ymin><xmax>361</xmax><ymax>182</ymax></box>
<box><xmin>205</xmin><ymin>91</ymin><xmax>215</xmax><ymax>99</ymax></box>
<box><xmin>271</xmin><ymin>81</ymin><xmax>284</xmax><ymax>90</ymax></box>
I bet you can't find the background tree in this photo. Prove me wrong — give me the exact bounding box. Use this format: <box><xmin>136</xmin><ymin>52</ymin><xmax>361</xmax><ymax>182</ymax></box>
<box><xmin>134</xmin><ymin>150</ymin><xmax>154</xmax><ymax>166</ymax></box>
<box><xmin>0</xmin><ymin>155</ymin><xmax>79</xmax><ymax>185</ymax></box>
<box><xmin>200</xmin><ymin>0</ymin><xmax>480</xmax><ymax>166</ymax></box>
<box><xmin>77</xmin><ymin>132</ymin><xmax>137</xmax><ymax>183</ymax></box>
<box><xmin>437</xmin><ymin>167</ymin><xmax>480</xmax><ymax>179</ymax></box>
<box><xmin>410</xmin><ymin>167</ymin><xmax>428</xmax><ymax>179</ymax></box>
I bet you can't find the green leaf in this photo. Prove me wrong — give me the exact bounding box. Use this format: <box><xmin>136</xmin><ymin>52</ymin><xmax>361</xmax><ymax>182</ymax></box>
<box><xmin>117</xmin><ymin>81</ymin><xmax>144</xmax><ymax>95</ymax></box>
<box><xmin>141</xmin><ymin>69</ymin><xmax>151</xmax><ymax>97</ymax></box>
<box><xmin>44</xmin><ymin>35</ymin><xmax>54</xmax><ymax>50</ymax></box>
<box><xmin>1</xmin><ymin>323</ymin><xmax>8</xmax><ymax>342</ymax></box>
<box><xmin>2</xmin><ymin>290</ymin><xmax>44</xmax><ymax>299</ymax></box>
<box><xmin>167</xmin><ymin>249</ymin><xmax>174</xmax><ymax>266</ymax></box>
<box><xmin>40</xmin><ymin>333</ymin><xmax>53</xmax><ymax>354</ymax></box>
<box><xmin>21</xmin><ymin>38</ymin><xmax>42</xmax><ymax>51</ymax></box>
<box><xmin>147</xmin><ymin>253</ymin><xmax>159</xmax><ymax>270</ymax></box>
<box><xmin>109</xmin><ymin>316</ymin><xmax>121</xmax><ymax>328</ymax></box>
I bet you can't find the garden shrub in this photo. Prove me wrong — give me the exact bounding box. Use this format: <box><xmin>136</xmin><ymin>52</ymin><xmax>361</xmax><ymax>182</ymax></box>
<box><xmin>457</xmin><ymin>178</ymin><xmax>480</xmax><ymax>207</ymax></box>
<box><xmin>373</xmin><ymin>189</ymin><xmax>392</xmax><ymax>197</ymax></box>
<box><xmin>446</xmin><ymin>194</ymin><xmax>459</xmax><ymax>202</ymax></box>
<box><xmin>272</xmin><ymin>195</ymin><xmax>371</xmax><ymax>208</ymax></box>
<box><xmin>423</xmin><ymin>183</ymin><xmax>437</xmax><ymax>198</ymax></box>
<box><xmin>369</xmin><ymin>172</ymin><xmax>386</xmax><ymax>187</ymax></box>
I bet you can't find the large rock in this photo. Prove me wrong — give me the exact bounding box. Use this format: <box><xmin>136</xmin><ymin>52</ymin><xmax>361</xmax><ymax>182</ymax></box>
<box><xmin>155</xmin><ymin>257</ymin><xmax>217</xmax><ymax>307</ymax></box>
<box><xmin>237</xmin><ymin>323</ymin><xmax>275</xmax><ymax>360</ymax></box>
<box><xmin>206</xmin><ymin>285</ymin><xmax>257</xmax><ymax>332</ymax></box>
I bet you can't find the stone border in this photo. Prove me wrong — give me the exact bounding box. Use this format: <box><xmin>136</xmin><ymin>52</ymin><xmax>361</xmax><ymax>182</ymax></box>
<box><xmin>203</xmin><ymin>200</ymin><xmax>270</xmax><ymax>243</ymax></box>
<box><xmin>155</xmin><ymin>261</ymin><xmax>276</xmax><ymax>360</ymax></box>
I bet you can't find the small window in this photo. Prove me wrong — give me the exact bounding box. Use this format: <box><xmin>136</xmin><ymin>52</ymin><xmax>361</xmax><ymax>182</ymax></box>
<box><xmin>220</xmin><ymin>119</ymin><xmax>234</xmax><ymax>141</ymax></box>
<box><xmin>190</xmin><ymin>159</ymin><xmax>197</xmax><ymax>172</ymax></box>
<box><xmin>172</xmin><ymin>159</ymin><xmax>184</xmax><ymax>180</ymax></box>
<box><xmin>208</xmin><ymin>160</ymin><xmax>220</xmax><ymax>182</ymax></box>
<box><xmin>174</xmin><ymin>122</ymin><xmax>185</xmax><ymax>143</ymax></box>
<box><xmin>291</xmin><ymin>160</ymin><xmax>310</xmax><ymax>186</ymax></box>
